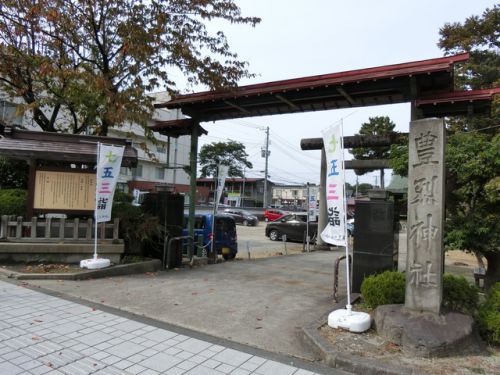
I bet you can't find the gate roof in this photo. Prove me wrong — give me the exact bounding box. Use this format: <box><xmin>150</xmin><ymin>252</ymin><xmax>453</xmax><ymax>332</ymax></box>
<box><xmin>156</xmin><ymin>53</ymin><xmax>498</xmax><ymax>121</ymax></box>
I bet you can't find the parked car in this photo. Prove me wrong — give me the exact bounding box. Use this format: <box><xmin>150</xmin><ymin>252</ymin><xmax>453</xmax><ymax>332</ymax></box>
<box><xmin>263</xmin><ymin>209</ymin><xmax>286</xmax><ymax>222</ymax></box>
<box><xmin>183</xmin><ymin>214</ymin><xmax>238</xmax><ymax>260</ymax></box>
<box><xmin>265</xmin><ymin>214</ymin><xmax>318</xmax><ymax>242</ymax></box>
<box><xmin>222</xmin><ymin>209</ymin><xmax>259</xmax><ymax>226</ymax></box>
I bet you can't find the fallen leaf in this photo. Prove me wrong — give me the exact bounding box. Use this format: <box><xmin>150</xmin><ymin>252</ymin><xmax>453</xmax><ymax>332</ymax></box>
<box><xmin>384</xmin><ymin>342</ymin><xmax>401</xmax><ymax>352</ymax></box>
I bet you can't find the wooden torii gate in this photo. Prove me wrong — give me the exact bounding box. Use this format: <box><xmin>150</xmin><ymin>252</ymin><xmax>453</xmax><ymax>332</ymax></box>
<box><xmin>153</xmin><ymin>53</ymin><xmax>498</xmax><ymax>248</ymax></box>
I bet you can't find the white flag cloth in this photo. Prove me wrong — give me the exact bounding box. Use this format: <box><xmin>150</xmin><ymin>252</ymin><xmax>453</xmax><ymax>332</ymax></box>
<box><xmin>308</xmin><ymin>187</ymin><xmax>319</xmax><ymax>222</ymax></box>
<box><xmin>321</xmin><ymin>124</ymin><xmax>347</xmax><ymax>246</ymax></box>
<box><xmin>95</xmin><ymin>143</ymin><xmax>125</xmax><ymax>223</ymax></box>
<box><xmin>215</xmin><ymin>165</ymin><xmax>229</xmax><ymax>210</ymax></box>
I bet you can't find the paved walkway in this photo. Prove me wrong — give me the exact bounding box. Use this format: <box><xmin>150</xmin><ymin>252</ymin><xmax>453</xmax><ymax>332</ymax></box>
<box><xmin>0</xmin><ymin>280</ymin><xmax>338</xmax><ymax>375</ymax></box>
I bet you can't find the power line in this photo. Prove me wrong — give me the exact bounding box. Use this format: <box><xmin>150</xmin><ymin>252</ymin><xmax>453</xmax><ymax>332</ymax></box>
<box><xmin>271</xmin><ymin>142</ymin><xmax>320</xmax><ymax>169</ymax></box>
<box><xmin>462</xmin><ymin>124</ymin><xmax>500</xmax><ymax>133</ymax></box>
<box><xmin>200</xmin><ymin>134</ymin><xmax>261</xmax><ymax>145</ymax></box>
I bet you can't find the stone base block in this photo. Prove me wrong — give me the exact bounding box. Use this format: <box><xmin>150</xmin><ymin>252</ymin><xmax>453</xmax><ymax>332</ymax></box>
<box><xmin>373</xmin><ymin>304</ymin><xmax>483</xmax><ymax>358</ymax></box>
<box><xmin>0</xmin><ymin>242</ymin><xmax>124</xmax><ymax>264</ymax></box>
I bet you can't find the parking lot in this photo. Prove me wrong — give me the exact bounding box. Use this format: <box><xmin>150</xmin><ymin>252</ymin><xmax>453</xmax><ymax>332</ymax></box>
<box><xmin>235</xmin><ymin>221</ymin><xmax>309</xmax><ymax>259</ymax></box>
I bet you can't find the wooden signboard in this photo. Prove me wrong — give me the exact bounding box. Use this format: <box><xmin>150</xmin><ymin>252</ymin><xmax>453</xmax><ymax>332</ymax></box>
<box><xmin>33</xmin><ymin>170</ymin><xmax>96</xmax><ymax>212</ymax></box>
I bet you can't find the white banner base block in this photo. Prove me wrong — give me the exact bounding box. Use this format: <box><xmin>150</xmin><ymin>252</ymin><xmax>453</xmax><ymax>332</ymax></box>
<box><xmin>80</xmin><ymin>258</ymin><xmax>111</xmax><ymax>270</ymax></box>
<box><xmin>328</xmin><ymin>309</ymin><xmax>372</xmax><ymax>333</ymax></box>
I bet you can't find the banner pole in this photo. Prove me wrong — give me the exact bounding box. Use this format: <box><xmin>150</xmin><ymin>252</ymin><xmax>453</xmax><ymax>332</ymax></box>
<box><xmin>340</xmin><ymin>120</ymin><xmax>352</xmax><ymax>312</ymax></box>
<box><xmin>211</xmin><ymin>164</ymin><xmax>218</xmax><ymax>262</ymax></box>
<box><xmin>326</xmin><ymin>119</ymin><xmax>371</xmax><ymax>333</ymax></box>
<box><xmin>94</xmin><ymin>142</ymin><xmax>100</xmax><ymax>260</ymax></box>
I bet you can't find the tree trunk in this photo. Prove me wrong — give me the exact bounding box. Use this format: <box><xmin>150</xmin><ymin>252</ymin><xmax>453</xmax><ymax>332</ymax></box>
<box><xmin>483</xmin><ymin>251</ymin><xmax>500</xmax><ymax>290</ymax></box>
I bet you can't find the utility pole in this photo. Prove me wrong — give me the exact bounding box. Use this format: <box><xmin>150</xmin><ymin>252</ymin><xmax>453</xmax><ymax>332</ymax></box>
<box><xmin>241</xmin><ymin>167</ymin><xmax>246</xmax><ymax>207</ymax></box>
<box><xmin>263</xmin><ymin>126</ymin><xmax>270</xmax><ymax>208</ymax></box>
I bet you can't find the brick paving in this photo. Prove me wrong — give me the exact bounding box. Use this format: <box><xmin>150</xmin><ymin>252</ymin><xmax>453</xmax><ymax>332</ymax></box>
<box><xmin>0</xmin><ymin>280</ymin><xmax>332</xmax><ymax>375</ymax></box>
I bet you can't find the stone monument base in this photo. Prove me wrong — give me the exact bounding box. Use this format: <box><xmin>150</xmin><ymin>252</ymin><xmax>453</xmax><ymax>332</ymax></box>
<box><xmin>373</xmin><ymin>304</ymin><xmax>483</xmax><ymax>358</ymax></box>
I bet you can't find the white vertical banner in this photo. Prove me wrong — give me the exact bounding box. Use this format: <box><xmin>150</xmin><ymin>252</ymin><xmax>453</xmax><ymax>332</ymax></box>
<box><xmin>95</xmin><ymin>143</ymin><xmax>125</xmax><ymax>223</ymax></box>
<box><xmin>321</xmin><ymin>124</ymin><xmax>347</xmax><ymax>246</ymax></box>
<box><xmin>215</xmin><ymin>164</ymin><xmax>229</xmax><ymax>210</ymax></box>
<box><xmin>308</xmin><ymin>186</ymin><xmax>319</xmax><ymax>222</ymax></box>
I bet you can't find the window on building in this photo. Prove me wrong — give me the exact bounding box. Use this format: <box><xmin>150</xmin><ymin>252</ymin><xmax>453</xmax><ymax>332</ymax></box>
<box><xmin>0</xmin><ymin>100</ymin><xmax>23</xmax><ymax>126</ymax></box>
<box><xmin>292</xmin><ymin>190</ymin><xmax>298</xmax><ymax>197</ymax></box>
<box><xmin>156</xmin><ymin>144</ymin><xmax>166</xmax><ymax>153</ymax></box>
<box><xmin>275</xmin><ymin>189</ymin><xmax>282</xmax><ymax>196</ymax></box>
<box><xmin>116</xmin><ymin>183</ymin><xmax>128</xmax><ymax>193</ymax></box>
<box><xmin>120</xmin><ymin>167</ymin><xmax>128</xmax><ymax>175</ymax></box>
<box><xmin>156</xmin><ymin>167</ymin><xmax>165</xmax><ymax>180</ymax></box>
<box><xmin>131</xmin><ymin>164</ymin><xmax>143</xmax><ymax>178</ymax></box>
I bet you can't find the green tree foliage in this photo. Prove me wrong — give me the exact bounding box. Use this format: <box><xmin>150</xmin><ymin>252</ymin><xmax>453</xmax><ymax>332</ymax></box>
<box><xmin>390</xmin><ymin>6</ymin><xmax>500</xmax><ymax>289</ymax></box>
<box><xmin>198</xmin><ymin>140</ymin><xmax>252</xmax><ymax>178</ymax></box>
<box><xmin>357</xmin><ymin>183</ymin><xmax>374</xmax><ymax>196</ymax></box>
<box><xmin>477</xmin><ymin>282</ymin><xmax>500</xmax><ymax>345</ymax></box>
<box><xmin>439</xmin><ymin>5</ymin><xmax>499</xmax><ymax>92</ymax></box>
<box><xmin>0</xmin><ymin>0</ymin><xmax>260</xmax><ymax>135</ymax></box>
<box><xmin>0</xmin><ymin>157</ymin><xmax>28</xmax><ymax>189</ymax></box>
<box><xmin>350</xmin><ymin>116</ymin><xmax>396</xmax><ymax>188</ymax></box>
<box><xmin>0</xmin><ymin>189</ymin><xmax>27</xmax><ymax>216</ymax></box>
<box><xmin>351</xmin><ymin>116</ymin><xmax>396</xmax><ymax>163</ymax></box>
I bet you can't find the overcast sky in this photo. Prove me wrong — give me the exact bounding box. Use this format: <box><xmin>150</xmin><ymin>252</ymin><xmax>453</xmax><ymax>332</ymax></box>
<box><xmin>184</xmin><ymin>1</ymin><xmax>496</xmax><ymax>186</ymax></box>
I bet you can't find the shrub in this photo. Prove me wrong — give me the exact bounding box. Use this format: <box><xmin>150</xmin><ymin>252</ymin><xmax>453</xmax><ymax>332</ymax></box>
<box><xmin>0</xmin><ymin>189</ymin><xmax>27</xmax><ymax>217</ymax></box>
<box><xmin>112</xmin><ymin>199</ymin><xmax>162</xmax><ymax>256</ymax></box>
<box><xmin>477</xmin><ymin>282</ymin><xmax>500</xmax><ymax>345</ymax></box>
<box><xmin>442</xmin><ymin>273</ymin><xmax>479</xmax><ymax>314</ymax></box>
<box><xmin>360</xmin><ymin>271</ymin><xmax>405</xmax><ymax>308</ymax></box>
<box><xmin>360</xmin><ymin>270</ymin><xmax>481</xmax><ymax>314</ymax></box>
<box><xmin>114</xmin><ymin>191</ymin><xmax>134</xmax><ymax>204</ymax></box>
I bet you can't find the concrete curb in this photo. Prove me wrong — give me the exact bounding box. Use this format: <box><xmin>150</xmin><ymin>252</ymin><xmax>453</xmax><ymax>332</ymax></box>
<box><xmin>0</xmin><ymin>259</ymin><xmax>162</xmax><ymax>280</ymax></box>
<box><xmin>300</xmin><ymin>297</ymin><xmax>423</xmax><ymax>375</ymax></box>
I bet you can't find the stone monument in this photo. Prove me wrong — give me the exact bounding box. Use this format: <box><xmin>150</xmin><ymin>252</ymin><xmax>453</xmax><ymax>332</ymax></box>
<box><xmin>406</xmin><ymin>118</ymin><xmax>445</xmax><ymax>313</ymax></box>
<box><xmin>373</xmin><ymin>118</ymin><xmax>482</xmax><ymax>357</ymax></box>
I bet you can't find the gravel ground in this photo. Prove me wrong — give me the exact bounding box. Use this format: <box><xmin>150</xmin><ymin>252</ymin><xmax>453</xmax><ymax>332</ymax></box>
<box><xmin>319</xmin><ymin>324</ymin><xmax>499</xmax><ymax>375</ymax></box>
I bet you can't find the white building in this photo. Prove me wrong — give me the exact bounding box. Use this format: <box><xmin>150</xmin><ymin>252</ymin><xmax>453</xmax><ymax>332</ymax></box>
<box><xmin>272</xmin><ymin>184</ymin><xmax>319</xmax><ymax>209</ymax></box>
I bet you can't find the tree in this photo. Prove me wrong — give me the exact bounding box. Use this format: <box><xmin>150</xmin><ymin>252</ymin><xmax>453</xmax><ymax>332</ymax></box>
<box><xmin>198</xmin><ymin>141</ymin><xmax>252</xmax><ymax>178</ymax></box>
<box><xmin>357</xmin><ymin>183</ymin><xmax>374</xmax><ymax>196</ymax></box>
<box><xmin>350</xmin><ymin>116</ymin><xmax>396</xmax><ymax>188</ymax></box>
<box><xmin>0</xmin><ymin>0</ymin><xmax>260</xmax><ymax>136</ymax></box>
<box><xmin>0</xmin><ymin>157</ymin><xmax>28</xmax><ymax>189</ymax></box>
<box><xmin>391</xmin><ymin>6</ymin><xmax>499</xmax><ymax>288</ymax></box>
